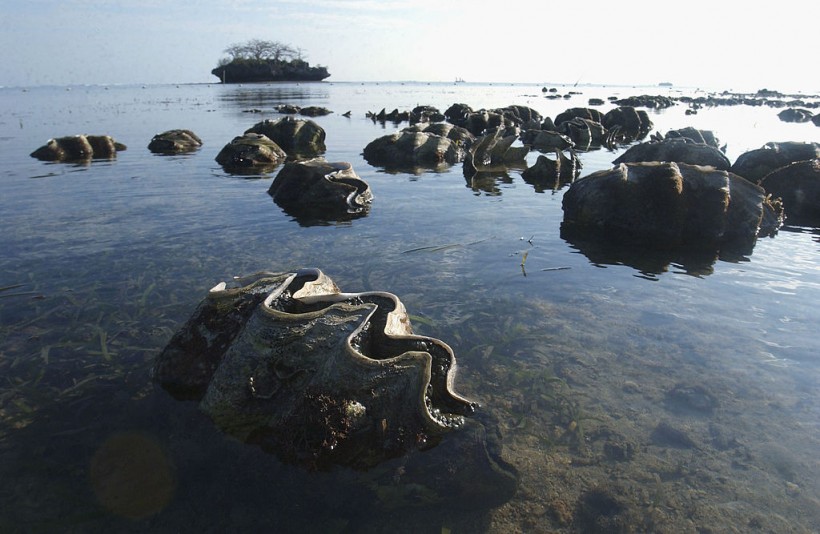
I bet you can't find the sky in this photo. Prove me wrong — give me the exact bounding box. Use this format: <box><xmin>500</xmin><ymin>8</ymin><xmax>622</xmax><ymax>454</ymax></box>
<box><xmin>1</xmin><ymin>0</ymin><xmax>817</xmax><ymax>92</ymax></box>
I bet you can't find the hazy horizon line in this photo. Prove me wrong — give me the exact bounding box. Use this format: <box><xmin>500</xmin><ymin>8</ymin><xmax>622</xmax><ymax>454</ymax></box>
<box><xmin>4</xmin><ymin>80</ymin><xmax>819</xmax><ymax>95</ymax></box>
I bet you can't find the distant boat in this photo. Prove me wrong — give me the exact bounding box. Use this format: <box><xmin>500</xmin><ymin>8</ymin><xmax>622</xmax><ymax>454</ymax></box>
<box><xmin>455</xmin><ymin>77</ymin><xmax>466</xmax><ymax>83</ymax></box>
<box><xmin>658</xmin><ymin>82</ymin><xmax>673</xmax><ymax>87</ymax></box>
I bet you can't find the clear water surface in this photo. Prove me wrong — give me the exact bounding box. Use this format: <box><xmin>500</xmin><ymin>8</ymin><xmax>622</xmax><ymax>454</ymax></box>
<box><xmin>1</xmin><ymin>81</ymin><xmax>818</xmax><ymax>533</ymax></box>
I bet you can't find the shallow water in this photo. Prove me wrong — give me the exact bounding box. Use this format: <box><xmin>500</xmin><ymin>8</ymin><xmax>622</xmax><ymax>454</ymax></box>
<box><xmin>1</xmin><ymin>82</ymin><xmax>819</xmax><ymax>532</ymax></box>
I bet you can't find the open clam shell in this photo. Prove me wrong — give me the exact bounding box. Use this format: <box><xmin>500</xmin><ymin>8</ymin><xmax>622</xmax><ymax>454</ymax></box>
<box><xmin>156</xmin><ymin>268</ymin><xmax>476</xmax><ymax>469</ymax></box>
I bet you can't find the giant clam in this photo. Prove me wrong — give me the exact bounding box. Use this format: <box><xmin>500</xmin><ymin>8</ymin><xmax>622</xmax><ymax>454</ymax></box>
<box><xmin>30</xmin><ymin>134</ymin><xmax>126</xmax><ymax>161</ymax></box>
<box><xmin>267</xmin><ymin>159</ymin><xmax>372</xmax><ymax>224</ymax></box>
<box><xmin>148</xmin><ymin>129</ymin><xmax>202</xmax><ymax>154</ymax></box>
<box><xmin>154</xmin><ymin>268</ymin><xmax>478</xmax><ymax>470</ymax></box>
<box><xmin>561</xmin><ymin>161</ymin><xmax>784</xmax><ymax>252</ymax></box>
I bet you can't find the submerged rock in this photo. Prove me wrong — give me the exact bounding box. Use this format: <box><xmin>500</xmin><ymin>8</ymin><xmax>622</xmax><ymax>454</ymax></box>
<box><xmin>651</xmin><ymin>421</ymin><xmax>699</xmax><ymax>449</ymax></box>
<box><xmin>30</xmin><ymin>134</ymin><xmax>126</xmax><ymax>162</ymax></box>
<box><xmin>575</xmin><ymin>487</ymin><xmax>637</xmax><ymax>534</ymax></box>
<box><xmin>665</xmin><ymin>383</ymin><xmax>719</xmax><ymax>415</ymax></box>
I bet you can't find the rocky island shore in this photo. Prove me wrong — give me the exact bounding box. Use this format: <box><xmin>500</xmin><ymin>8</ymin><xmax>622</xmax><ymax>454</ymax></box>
<box><xmin>212</xmin><ymin>58</ymin><xmax>330</xmax><ymax>83</ymax></box>
<box><xmin>211</xmin><ymin>39</ymin><xmax>330</xmax><ymax>83</ymax></box>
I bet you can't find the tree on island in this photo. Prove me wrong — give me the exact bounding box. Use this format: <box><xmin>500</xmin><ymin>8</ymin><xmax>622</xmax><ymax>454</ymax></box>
<box><xmin>213</xmin><ymin>39</ymin><xmax>329</xmax><ymax>83</ymax></box>
<box><xmin>220</xmin><ymin>39</ymin><xmax>298</xmax><ymax>64</ymax></box>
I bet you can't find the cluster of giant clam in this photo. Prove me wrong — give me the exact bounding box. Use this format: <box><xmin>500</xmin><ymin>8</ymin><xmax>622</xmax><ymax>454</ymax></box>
<box><xmin>29</xmin><ymin>95</ymin><xmax>819</xmax><ymax>501</ymax></box>
<box><xmin>29</xmin><ymin>100</ymin><xmax>818</xmax><ymax>237</ymax></box>
<box><xmin>358</xmin><ymin>102</ymin><xmax>816</xmax><ymax>248</ymax></box>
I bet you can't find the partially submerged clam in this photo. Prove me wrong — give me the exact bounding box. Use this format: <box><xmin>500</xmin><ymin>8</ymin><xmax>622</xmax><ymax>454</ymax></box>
<box><xmin>363</xmin><ymin>129</ymin><xmax>466</xmax><ymax>171</ymax></box>
<box><xmin>148</xmin><ymin>129</ymin><xmax>202</xmax><ymax>154</ymax></box>
<box><xmin>30</xmin><ymin>134</ymin><xmax>126</xmax><ymax>161</ymax></box>
<box><xmin>214</xmin><ymin>133</ymin><xmax>287</xmax><ymax>172</ymax></box>
<box><xmin>268</xmin><ymin>159</ymin><xmax>372</xmax><ymax>224</ymax></box>
<box><xmin>463</xmin><ymin>129</ymin><xmax>529</xmax><ymax>178</ymax></box>
<box><xmin>561</xmin><ymin>161</ymin><xmax>784</xmax><ymax>255</ymax></box>
<box><xmin>245</xmin><ymin>116</ymin><xmax>327</xmax><ymax>159</ymax></box>
<box><xmin>154</xmin><ymin>268</ymin><xmax>478</xmax><ymax>470</ymax></box>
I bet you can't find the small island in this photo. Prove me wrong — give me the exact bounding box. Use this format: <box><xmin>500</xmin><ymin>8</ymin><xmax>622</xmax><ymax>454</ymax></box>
<box><xmin>212</xmin><ymin>39</ymin><xmax>330</xmax><ymax>83</ymax></box>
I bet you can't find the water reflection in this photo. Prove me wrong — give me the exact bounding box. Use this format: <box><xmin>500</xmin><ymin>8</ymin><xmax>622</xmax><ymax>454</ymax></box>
<box><xmin>520</xmin><ymin>169</ymin><xmax>576</xmax><ymax>195</ymax></box>
<box><xmin>271</xmin><ymin>195</ymin><xmax>370</xmax><ymax>226</ymax></box>
<box><xmin>29</xmin><ymin>160</ymin><xmax>94</xmax><ymax>176</ymax></box>
<box><xmin>781</xmin><ymin>224</ymin><xmax>820</xmax><ymax>245</ymax></box>
<box><xmin>372</xmin><ymin>163</ymin><xmax>455</xmax><ymax>175</ymax></box>
<box><xmin>520</xmin><ymin>172</ymin><xmax>572</xmax><ymax>194</ymax></box>
<box><xmin>5</xmin><ymin>82</ymin><xmax>820</xmax><ymax>533</ymax></box>
<box><xmin>266</xmin><ymin>160</ymin><xmax>372</xmax><ymax>226</ymax></box>
<box><xmin>463</xmin><ymin>165</ymin><xmax>575</xmax><ymax>196</ymax></box>
<box><xmin>217</xmin><ymin>85</ymin><xmax>330</xmax><ymax>111</ymax></box>
<box><xmin>219</xmin><ymin>162</ymin><xmax>283</xmax><ymax>177</ymax></box>
<box><xmin>561</xmin><ymin>224</ymin><xmax>721</xmax><ymax>277</ymax></box>
<box><xmin>465</xmin><ymin>171</ymin><xmax>514</xmax><ymax>196</ymax></box>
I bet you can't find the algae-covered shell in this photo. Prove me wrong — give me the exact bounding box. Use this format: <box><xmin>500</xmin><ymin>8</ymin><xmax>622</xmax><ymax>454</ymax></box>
<box><xmin>215</xmin><ymin>133</ymin><xmax>287</xmax><ymax>169</ymax></box>
<box><xmin>30</xmin><ymin>134</ymin><xmax>126</xmax><ymax>161</ymax></box>
<box><xmin>148</xmin><ymin>129</ymin><xmax>202</xmax><ymax>154</ymax></box>
<box><xmin>155</xmin><ymin>268</ymin><xmax>477</xmax><ymax>470</ymax></box>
